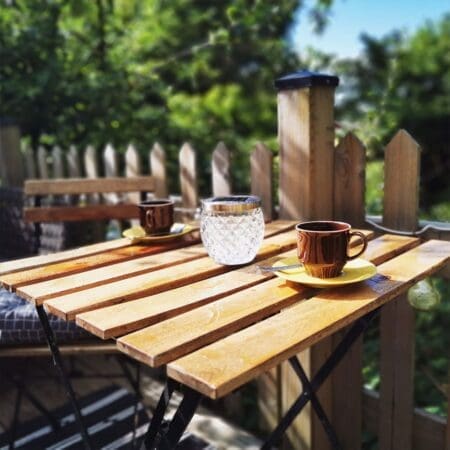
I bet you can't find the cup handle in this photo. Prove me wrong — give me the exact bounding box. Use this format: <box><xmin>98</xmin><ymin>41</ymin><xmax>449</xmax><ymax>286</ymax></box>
<box><xmin>347</xmin><ymin>231</ymin><xmax>368</xmax><ymax>260</ymax></box>
<box><xmin>145</xmin><ymin>209</ymin><xmax>155</xmax><ymax>233</ymax></box>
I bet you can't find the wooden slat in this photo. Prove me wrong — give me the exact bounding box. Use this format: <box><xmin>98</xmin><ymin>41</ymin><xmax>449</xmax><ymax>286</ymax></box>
<box><xmin>25</xmin><ymin>242</ymin><xmax>208</xmax><ymax>302</ymax></box>
<box><xmin>77</xmin><ymin>254</ymin><xmax>279</xmax><ymax>339</ymax></box>
<box><xmin>77</xmin><ymin>230</ymin><xmax>379</xmax><ymax>340</ymax></box>
<box><xmin>212</xmin><ymin>142</ymin><xmax>231</xmax><ymax>196</ymax></box>
<box><xmin>52</xmin><ymin>146</ymin><xmax>65</xmax><ymax>178</ymax></box>
<box><xmin>150</xmin><ymin>142</ymin><xmax>168</xmax><ymax>198</ymax></box>
<box><xmin>24</xmin><ymin>146</ymin><xmax>37</xmax><ymax>179</ymax></box>
<box><xmin>331</xmin><ymin>131</ymin><xmax>367</xmax><ymax>449</ymax></box>
<box><xmin>43</xmin><ymin>228</ymin><xmax>301</xmax><ymax>317</ymax></box>
<box><xmin>116</xmin><ymin>235</ymin><xmax>415</xmax><ymax>368</ymax></box>
<box><xmin>37</xmin><ymin>146</ymin><xmax>49</xmax><ymax>179</ymax></box>
<box><xmin>24</xmin><ymin>203</ymin><xmax>140</xmax><ymax>222</ymax></box>
<box><xmin>66</xmin><ymin>145</ymin><xmax>81</xmax><ymax>177</ymax></box>
<box><xmin>380</xmin><ymin>129</ymin><xmax>421</xmax><ymax>450</ymax></box>
<box><xmin>1</xmin><ymin>240</ymin><xmax>196</xmax><ymax>291</ymax></box>
<box><xmin>179</xmin><ymin>143</ymin><xmax>199</xmax><ymax>211</ymax></box>
<box><xmin>24</xmin><ymin>176</ymin><xmax>155</xmax><ymax>195</ymax></box>
<box><xmin>167</xmin><ymin>240</ymin><xmax>450</xmax><ymax>400</ymax></box>
<box><xmin>251</xmin><ymin>142</ymin><xmax>273</xmax><ymax>221</ymax></box>
<box><xmin>363</xmin><ymin>388</ymin><xmax>447</xmax><ymax>450</ymax></box>
<box><xmin>125</xmin><ymin>144</ymin><xmax>141</xmax><ymax>205</ymax></box>
<box><xmin>0</xmin><ymin>238</ymin><xmax>131</xmax><ymax>276</ymax></box>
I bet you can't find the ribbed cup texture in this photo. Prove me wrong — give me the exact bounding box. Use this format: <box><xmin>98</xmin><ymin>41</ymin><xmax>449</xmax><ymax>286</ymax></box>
<box><xmin>200</xmin><ymin>208</ymin><xmax>265</xmax><ymax>265</ymax></box>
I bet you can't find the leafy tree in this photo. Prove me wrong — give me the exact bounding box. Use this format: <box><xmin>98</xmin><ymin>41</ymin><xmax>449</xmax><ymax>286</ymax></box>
<box><xmin>331</xmin><ymin>15</ymin><xmax>450</xmax><ymax>217</ymax></box>
<box><xmin>0</xmin><ymin>0</ymin><xmax>333</xmax><ymax>194</ymax></box>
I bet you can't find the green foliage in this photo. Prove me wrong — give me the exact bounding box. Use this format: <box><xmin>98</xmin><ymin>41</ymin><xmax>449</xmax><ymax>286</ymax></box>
<box><xmin>0</xmin><ymin>0</ymin><xmax>334</xmax><ymax>194</ymax></box>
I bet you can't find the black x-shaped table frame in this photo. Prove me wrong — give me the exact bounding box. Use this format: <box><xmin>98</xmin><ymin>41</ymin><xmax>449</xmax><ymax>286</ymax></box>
<box><xmin>140</xmin><ymin>307</ymin><xmax>379</xmax><ymax>450</ymax></box>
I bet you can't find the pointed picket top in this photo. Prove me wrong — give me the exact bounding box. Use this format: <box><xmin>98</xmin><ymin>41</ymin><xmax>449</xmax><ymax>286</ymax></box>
<box><xmin>179</xmin><ymin>142</ymin><xmax>199</xmax><ymax>210</ymax></box>
<box><xmin>66</xmin><ymin>145</ymin><xmax>81</xmax><ymax>177</ymax></box>
<box><xmin>383</xmin><ymin>129</ymin><xmax>421</xmax><ymax>230</ymax></box>
<box><xmin>250</xmin><ymin>142</ymin><xmax>273</xmax><ymax>220</ymax></box>
<box><xmin>23</xmin><ymin>146</ymin><xmax>36</xmax><ymax>179</ymax></box>
<box><xmin>150</xmin><ymin>142</ymin><xmax>168</xmax><ymax>198</ymax></box>
<box><xmin>103</xmin><ymin>143</ymin><xmax>118</xmax><ymax>177</ymax></box>
<box><xmin>334</xmin><ymin>132</ymin><xmax>366</xmax><ymax>227</ymax></box>
<box><xmin>52</xmin><ymin>145</ymin><xmax>65</xmax><ymax>178</ymax></box>
<box><xmin>125</xmin><ymin>143</ymin><xmax>141</xmax><ymax>177</ymax></box>
<box><xmin>212</xmin><ymin>141</ymin><xmax>231</xmax><ymax>196</ymax></box>
<box><xmin>37</xmin><ymin>146</ymin><xmax>49</xmax><ymax>179</ymax></box>
<box><xmin>84</xmin><ymin>145</ymin><xmax>99</xmax><ymax>178</ymax></box>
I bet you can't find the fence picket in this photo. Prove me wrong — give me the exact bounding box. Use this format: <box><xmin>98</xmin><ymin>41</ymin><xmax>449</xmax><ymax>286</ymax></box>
<box><xmin>251</xmin><ymin>142</ymin><xmax>273</xmax><ymax>221</ymax></box>
<box><xmin>334</xmin><ymin>132</ymin><xmax>366</xmax><ymax>227</ymax></box>
<box><xmin>125</xmin><ymin>144</ymin><xmax>142</xmax><ymax>205</ymax></box>
<box><xmin>37</xmin><ymin>146</ymin><xmax>49</xmax><ymax>179</ymax></box>
<box><xmin>379</xmin><ymin>129</ymin><xmax>421</xmax><ymax>450</ymax></box>
<box><xmin>179</xmin><ymin>142</ymin><xmax>199</xmax><ymax>215</ymax></box>
<box><xmin>150</xmin><ymin>142</ymin><xmax>168</xmax><ymax>199</ymax></box>
<box><xmin>212</xmin><ymin>141</ymin><xmax>231</xmax><ymax>196</ymax></box>
<box><xmin>52</xmin><ymin>146</ymin><xmax>65</xmax><ymax>178</ymax></box>
<box><xmin>24</xmin><ymin>147</ymin><xmax>37</xmax><ymax>179</ymax></box>
<box><xmin>66</xmin><ymin>146</ymin><xmax>81</xmax><ymax>177</ymax></box>
<box><xmin>103</xmin><ymin>144</ymin><xmax>119</xmax><ymax>204</ymax></box>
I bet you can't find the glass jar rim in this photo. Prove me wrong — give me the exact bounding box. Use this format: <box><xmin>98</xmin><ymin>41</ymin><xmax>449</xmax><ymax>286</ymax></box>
<box><xmin>201</xmin><ymin>195</ymin><xmax>261</xmax><ymax>213</ymax></box>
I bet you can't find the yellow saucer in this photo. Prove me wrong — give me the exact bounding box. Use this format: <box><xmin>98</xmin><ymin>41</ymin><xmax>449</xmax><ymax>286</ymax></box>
<box><xmin>122</xmin><ymin>223</ymin><xmax>194</xmax><ymax>244</ymax></box>
<box><xmin>272</xmin><ymin>257</ymin><xmax>376</xmax><ymax>288</ymax></box>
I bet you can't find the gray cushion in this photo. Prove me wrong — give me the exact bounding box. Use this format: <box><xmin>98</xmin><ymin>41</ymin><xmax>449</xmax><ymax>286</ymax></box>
<box><xmin>0</xmin><ymin>288</ymin><xmax>91</xmax><ymax>345</ymax></box>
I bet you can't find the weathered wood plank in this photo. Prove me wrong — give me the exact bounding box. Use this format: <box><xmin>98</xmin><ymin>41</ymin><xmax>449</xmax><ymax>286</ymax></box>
<box><xmin>167</xmin><ymin>240</ymin><xmax>450</xmax><ymax>400</ymax></box>
<box><xmin>0</xmin><ymin>240</ymin><xmax>195</xmax><ymax>291</ymax></box>
<box><xmin>66</xmin><ymin>145</ymin><xmax>81</xmax><ymax>177</ymax></box>
<box><xmin>37</xmin><ymin>146</ymin><xmax>49</xmax><ymax>179</ymax></box>
<box><xmin>212</xmin><ymin>142</ymin><xmax>231</xmax><ymax>196</ymax></box>
<box><xmin>115</xmin><ymin>235</ymin><xmax>411</xmax><ymax>368</ymax></box>
<box><xmin>251</xmin><ymin>142</ymin><xmax>273</xmax><ymax>221</ymax></box>
<box><xmin>23</xmin><ymin>146</ymin><xmax>37</xmax><ymax>179</ymax></box>
<box><xmin>0</xmin><ymin>124</ymin><xmax>24</xmax><ymax>186</ymax></box>
<box><xmin>43</xmin><ymin>227</ymin><xmax>301</xmax><ymax>316</ymax></box>
<box><xmin>150</xmin><ymin>142</ymin><xmax>168</xmax><ymax>198</ymax></box>
<box><xmin>24</xmin><ymin>203</ymin><xmax>139</xmax><ymax>222</ymax></box>
<box><xmin>380</xmin><ymin>129</ymin><xmax>421</xmax><ymax>450</ymax></box>
<box><xmin>363</xmin><ymin>388</ymin><xmax>447</xmax><ymax>450</ymax></box>
<box><xmin>331</xmin><ymin>131</ymin><xmax>367</xmax><ymax>449</ymax></box>
<box><xmin>77</xmin><ymin>230</ymin><xmax>378</xmax><ymax>340</ymax></box>
<box><xmin>0</xmin><ymin>238</ymin><xmax>131</xmax><ymax>276</ymax></box>
<box><xmin>52</xmin><ymin>146</ymin><xmax>65</xmax><ymax>178</ymax></box>
<box><xmin>125</xmin><ymin>144</ymin><xmax>142</xmax><ymax>205</ymax></box>
<box><xmin>179</xmin><ymin>143</ymin><xmax>199</xmax><ymax>211</ymax></box>
<box><xmin>24</xmin><ymin>176</ymin><xmax>155</xmax><ymax>196</ymax></box>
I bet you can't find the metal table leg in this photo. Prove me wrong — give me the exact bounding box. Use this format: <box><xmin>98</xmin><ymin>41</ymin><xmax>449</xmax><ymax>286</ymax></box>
<box><xmin>262</xmin><ymin>308</ymin><xmax>379</xmax><ymax>450</ymax></box>
<box><xmin>141</xmin><ymin>380</ymin><xmax>203</xmax><ymax>450</ymax></box>
<box><xmin>36</xmin><ymin>305</ymin><xmax>93</xmax><ymax>450</ymax></box>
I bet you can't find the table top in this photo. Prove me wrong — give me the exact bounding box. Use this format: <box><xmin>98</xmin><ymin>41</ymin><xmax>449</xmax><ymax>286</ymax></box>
<box><xmin>1</xmin><ymin>220</ymin><xmax>449</xmax><ymax>400</ymax></box>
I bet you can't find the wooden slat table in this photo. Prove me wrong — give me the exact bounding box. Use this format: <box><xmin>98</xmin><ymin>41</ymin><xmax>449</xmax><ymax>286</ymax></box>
<box><xmin>1</xmin><ymin>220</ymin><xmax>449</xmax><ymax>450</ymax></box>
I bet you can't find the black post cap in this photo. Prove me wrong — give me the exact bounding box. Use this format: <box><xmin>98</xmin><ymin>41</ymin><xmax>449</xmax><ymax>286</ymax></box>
<box><xmin>274</xmin><ymin>70</ymin><xmax>339</xmax><ymax>91</ymax></box>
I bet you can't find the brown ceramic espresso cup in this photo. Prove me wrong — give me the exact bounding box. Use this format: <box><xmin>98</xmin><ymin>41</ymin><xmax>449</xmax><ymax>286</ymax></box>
<box><xmin>296</xmin><ymin>221</ymin><xmax>368</xmax><ymax>278</ymax></box>
<box><xmin>138</xmin><ymin>199</ymin><xmax>174</xmax><ymax>235</ymax></box>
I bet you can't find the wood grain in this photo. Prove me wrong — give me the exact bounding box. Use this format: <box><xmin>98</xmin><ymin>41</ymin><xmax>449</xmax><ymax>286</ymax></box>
<box><xmin>380</xmin><ymin>129</ymin><xmax>421</xmax><ymax>450</ymax></box>
<box><xmin>116</xmin><ymin>235</ymin><xmax>416</xmax><ymax>369</ymax></box>
<box><xmin>167</xmin><ymin>240</ymin><xmax>450</xmax><ymax>399</ymax></box>
<box><xmin>251</xmin><ymin>142</ymin><xmax>273</xmax><ymax>221</ymax></box>
<box><xmin>212</xmin><ymin>142</ymin><xmax>231</xmax><ymax>196</ymax></box>
<box><xmin>43</xmin><ymin>228</ymin><xmax>300</xmax><ymax>316</ymax></box>
<box><xmin>1</xmin><ymin>240</ymin><xmax>195</xmax><ymax>290</ymax></box>
<box><xmin>24</xmin><ymin>176</ymin><xmax>155</xmax><ymax>195</ymax></box>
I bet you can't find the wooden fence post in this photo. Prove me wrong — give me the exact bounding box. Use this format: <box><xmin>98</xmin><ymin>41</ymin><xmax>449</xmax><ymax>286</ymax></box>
<box><xmin>379</xmin><ymin>129</ymin><xmax>420</xmax><ymax>450</ymax></box>
<box><xmin>0</xmin><ymin>121</ymin><xmax>24</xmax><ymax>187</ymax></box>
<box><xmin>125</xmin><ymin>144</ymin><xmax>142</xmax><ymax>205</ymax></box>
<box><xmin>251</xmin><ymin>142</ymin><xmax>273</xmax><ymax>221</ymax></box>
<box><xmin>276</xmin><ymin>70</ymin><xmax>339</xmax><ymax>450</ymax></box>
<box><xmin>331</xmin><ymin>132</ymin><xmax>366</xmax><ymax>449</ymax></box>
<box><xmin>212</xmin><ymin>141</ymin><xmax>231</xmax><ymax>196</ymax></box>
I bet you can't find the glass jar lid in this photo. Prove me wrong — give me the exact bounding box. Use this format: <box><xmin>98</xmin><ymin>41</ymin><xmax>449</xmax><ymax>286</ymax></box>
<box><xmin>201</xmin><ymin>195</ymin><xmax>261</xmax><ymax>213</ymax></box>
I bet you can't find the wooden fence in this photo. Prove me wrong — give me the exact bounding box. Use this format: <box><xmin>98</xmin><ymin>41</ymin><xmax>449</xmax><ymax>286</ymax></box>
<box><xmin>0</xmin><ymin>71</ymin><xmax>449</xmax><ymax>450</ymax></box>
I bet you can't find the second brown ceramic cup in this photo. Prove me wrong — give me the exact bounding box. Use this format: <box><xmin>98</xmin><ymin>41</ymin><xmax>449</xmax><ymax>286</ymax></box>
<box><xmin>138</xmin><ymin>199</ymin><xmax>174</xmax><ymax>235</ymax></box>
<box><xmin>296</xmin><ymin>221</ymin><xmax>368</xmax><ymax>278</ymax></box>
